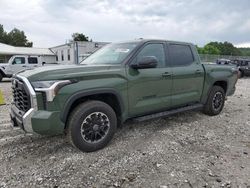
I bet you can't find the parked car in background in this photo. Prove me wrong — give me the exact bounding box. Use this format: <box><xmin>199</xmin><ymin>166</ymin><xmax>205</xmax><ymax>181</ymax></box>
<box><xmin>10</xmin><ymin>39</ymin><xmax>238</xmax><ymax>152</ymax></box>
<box><xmin>0</xmin><ymin>55</ymin><xmax>57</xmax><ymax>81</ymax></box>
<box><xmin>216</xmin><ymin>59</ymin><xmax>233</xmax><ymax>65</ymax></box>
<box><xmin>232</xmin><ymin>59</ymin><xmax>250</xmax><ymax>77</ymax></box>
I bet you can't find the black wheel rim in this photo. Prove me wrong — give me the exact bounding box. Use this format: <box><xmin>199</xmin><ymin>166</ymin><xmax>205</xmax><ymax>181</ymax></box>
<box><xmin>81</xmin><ymin>112</ymin><xmax>110</xmax><ymax>143</ymax></box>
<box><xmin>212</xmin><ymin>91</ymin><xmax>223</xmax><ymax>111</ymax></box>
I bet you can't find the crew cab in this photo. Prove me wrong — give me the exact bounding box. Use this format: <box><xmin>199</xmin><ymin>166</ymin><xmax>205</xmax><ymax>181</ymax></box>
<box><xmin>10</xmin><ymin>39</ymin><xmax>238</xmax><ymax>152</ymax></box>
<box><xmin>0</xmin><ymin>55</ymin><xmax>56</xmax><ymax>81</ymax></box>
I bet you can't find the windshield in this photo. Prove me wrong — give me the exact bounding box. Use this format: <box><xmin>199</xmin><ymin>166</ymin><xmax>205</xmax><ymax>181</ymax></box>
<box><xmin>81</xmin><ymin>42</ymin><xmax>138</xmax><ymax>65</ymax></box>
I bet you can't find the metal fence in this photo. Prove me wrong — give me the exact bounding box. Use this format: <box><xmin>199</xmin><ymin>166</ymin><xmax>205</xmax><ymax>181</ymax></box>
<box><xmin>199</xmin><ymin>54</ymin><xmax>250</xmax><ymax>63</ymax></box>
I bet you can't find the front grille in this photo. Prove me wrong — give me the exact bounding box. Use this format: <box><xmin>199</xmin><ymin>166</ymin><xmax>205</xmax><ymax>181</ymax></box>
<box><xmin>12</xmin><ymin>78</ymin><xmax>31</xmax><ymax>112</ymax></box>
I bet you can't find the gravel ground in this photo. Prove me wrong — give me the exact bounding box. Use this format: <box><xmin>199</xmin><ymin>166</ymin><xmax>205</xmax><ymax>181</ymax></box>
<box><xmin>0</xmin><ymin>78</ymin><xmax>250</xmax><ymax>188</ymax></box>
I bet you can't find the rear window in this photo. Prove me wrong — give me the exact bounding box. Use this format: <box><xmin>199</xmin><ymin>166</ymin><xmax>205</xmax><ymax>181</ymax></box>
<box><xmin>28</xmin><ymin>57</ymin><xmax>38</xmax><ymax>64</ymax></box>
<box><xmin>169</xmin><ymin>44</ymin><xmax>194</xmax><ymax>66</ymax></box>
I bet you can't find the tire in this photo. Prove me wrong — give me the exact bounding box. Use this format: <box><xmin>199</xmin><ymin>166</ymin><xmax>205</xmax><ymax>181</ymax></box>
<box><xmin>203</xmin><ymin>86</ymin><xmax>225</xmax><ymax>116</ymax></box>
<box><xmin>0</xmin><ymin>73</ymin><xmax>3</xmax><ymax>82</ymax></box>
<box><xmin>66</xmin><ymin>100</ymin><xmax>117</xmax><ymax>152</ymax></box>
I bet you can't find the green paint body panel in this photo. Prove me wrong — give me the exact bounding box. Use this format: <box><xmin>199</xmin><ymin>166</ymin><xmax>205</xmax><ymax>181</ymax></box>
<box><xmin>17</xmin><ymin>39</ymin><xmax>238</xmax><ymax>135</ymax></box>
<box><xmin>31</xmin><ymin>110</ymin><xmax>63</xmax><ymax>135</ymax></box>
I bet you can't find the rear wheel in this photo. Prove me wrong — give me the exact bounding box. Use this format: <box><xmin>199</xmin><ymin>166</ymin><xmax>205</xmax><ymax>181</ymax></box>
<box><xmin>66</xmin><ymin>100</ymin><xmax>117</xmax><ymax>152</ymax></box>
<box><xmin>203</xmin><ymin>86</ymin><xmax>225</xmax><ymax>116</ymax></box>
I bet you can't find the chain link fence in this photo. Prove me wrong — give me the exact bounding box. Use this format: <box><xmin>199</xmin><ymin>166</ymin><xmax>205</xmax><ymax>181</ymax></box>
<box><xmin>199</xmin><ymin>54</ymin><xmax>250</xmax><ymax>63</ymax></box>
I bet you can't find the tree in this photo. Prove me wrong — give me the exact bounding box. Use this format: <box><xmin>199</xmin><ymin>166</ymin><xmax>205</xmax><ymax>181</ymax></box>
<box><xmin>0</xmin><ymin>24</ymin><xmax>33</xmax><ymax>47</ymax></box>
<box><xmin>206</xmin><ymin>41</ymin><xmax>241</xmax><ymax>56</ymax></box>
<box><xmin>72</xmin><ymin>33</ymin><xmax>89</xmax><ymax>42</ymax></box>
<box><xmin>201</xmin><ymin>44</ymin><xmax>220</xmax><ymax>55</ymax></box>
<box><xmin>238</xmin><ymin>48</ymin><xmax>250</xmax><ymax>56</ymax></box>
<box><xmin>0</xmin><ymin>24</ymin><xmax>8</xmax><ymax>44</ymax></box>
<box><xmin>7</xmin><ymin>28</ymin><xmax>33</xmax><ymax>47</ymax></box>
<box><xmin>196</xmin><ymin>45</ymin><xmax>203</xmax><ymax>54</ymax></box>
<box><xmin>198</xmin><ymin>41</ymin><xmax>242</xmax><ymax>56</ymax></box>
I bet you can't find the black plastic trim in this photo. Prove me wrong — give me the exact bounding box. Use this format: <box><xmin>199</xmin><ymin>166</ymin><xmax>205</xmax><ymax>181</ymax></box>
<box><xmin>133</xmin><ymin>103</ymin><xmax>203</xmax><ymax>122</ymax></box>
<box><xmin>60</xmin><ymin>88</ymin><xmax>124</xmax><ymax>123</ymax></box>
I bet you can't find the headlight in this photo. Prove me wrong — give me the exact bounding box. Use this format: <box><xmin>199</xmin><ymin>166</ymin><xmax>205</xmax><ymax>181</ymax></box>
<box><xmin>32</xmin><ymin>80</ymin><xmax>73</xmax><ymax>101</ymax></box>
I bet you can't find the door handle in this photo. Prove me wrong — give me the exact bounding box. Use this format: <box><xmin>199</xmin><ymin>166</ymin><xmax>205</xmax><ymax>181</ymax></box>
<box><xmin>22</xmin><ymin>65</ymin><xmax>27</xmax><ymax>67</ymax></box>
<box><xmin>162</xmin><ymin>72</ymin><xmax>172</xmax><ymax>78</ymax></box>
<box><xmin>195</xmin><ymin>70</ymin><xmax>202</xmax><ymax>74</ymax></box>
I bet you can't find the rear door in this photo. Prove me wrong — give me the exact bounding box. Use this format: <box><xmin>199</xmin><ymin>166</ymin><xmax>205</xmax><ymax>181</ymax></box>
<box><xmin>168</xmin><ymin>43</ymin><xmax>204</xmax><ymax>107</ymax></box>
<box><xmin>127</xmin><ymin>42</ymin><xmax>172</xmax><ymax>117</ymax></box>
<box><xmin>27</xmin><ymin>56</ymin><xmax>39</xmax><ymax>69</ymax></box>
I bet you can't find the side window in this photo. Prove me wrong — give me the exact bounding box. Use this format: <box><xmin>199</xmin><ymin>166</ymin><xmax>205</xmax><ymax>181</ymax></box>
<box><xmin>28</xmin><ymin>57</ymin><xmax>38</xmax><ymax>64</ymax></box>
<box><xmin>61</xmin><ymin>50</ymin><xmax>64</xmax><ymax>61</ymax></box>
<box><xmin>242</xmin><ymin>61</ymin><xmax>248</xmax><ymax>66</ymax></box>
<box><xmin>169</xmin><ymin>44</ymin><xmax>194</xmax><ymax>66</ymax></box>
<box><xmin>55</xmin><ymin>52</ymin><xmax>58</xmax><ymax>61</ymax></box>
<box><xmin>12</xmin><ymin>57</ymin><xmax>25</xmax><ymax>65</ymax></box>
<box><xmin>136</xmin><ymin>43</ymin><xmax>166</xmax><ymax>67</ymax></box>
<box><xmin>67</xmin><ymin>49</ymin><xmax>70</xmax><ymax>61</ymax></box>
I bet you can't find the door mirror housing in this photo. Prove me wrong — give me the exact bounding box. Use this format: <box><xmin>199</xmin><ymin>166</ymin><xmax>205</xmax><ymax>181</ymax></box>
<box><xmin>131</xmin><ymin>56</ymin><xmax>158</xmax><ymax>69</ymax></box>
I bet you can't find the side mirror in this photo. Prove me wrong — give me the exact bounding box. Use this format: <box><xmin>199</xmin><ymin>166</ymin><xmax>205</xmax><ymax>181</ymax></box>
<box><xmin>131</xmin><ymin>56</ymin><xmax>158</xmax><ymax>69</ymax></box>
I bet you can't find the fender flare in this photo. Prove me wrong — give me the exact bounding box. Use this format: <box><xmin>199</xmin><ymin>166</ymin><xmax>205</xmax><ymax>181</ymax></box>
<box><xmin>0</xmin><ymin>68</ymin><xmax>6</xmax><ymax>77</ymax></box>
<box><xmin>201</xmin><ymin>80</ymin><xmax>228</xmax><ymax>104</ymax></box>
<box><xmin>60</xmin><ymin>88</ymin><xmax>125</xmax><ymax>123</ymax></box>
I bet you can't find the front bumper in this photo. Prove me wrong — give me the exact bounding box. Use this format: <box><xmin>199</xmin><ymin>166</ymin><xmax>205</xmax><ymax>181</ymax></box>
<box><xmin>10</xmin><ymin>75</ymin><xmax>65</xmax><ymax>135</ymax></box>
<box><xmin>10</xmin><ymin>104</ymin><xmax>35</xmax><ymax>133</ymax></box>
<box><xmin>10</xmin><ymin>75</ymin><xmax>37</xmax><ymax>133</ymax></box>
<box><xmin>10</xmin><ymin>105</ymin><xmax>64</xmax><ymax>135</ymax></box>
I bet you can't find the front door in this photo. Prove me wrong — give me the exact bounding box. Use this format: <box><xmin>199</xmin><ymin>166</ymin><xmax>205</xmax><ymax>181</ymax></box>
<box><xmin>7</xmin><ymin>56</ymin><xmax>27</xmax><ymax>74</ymax></box>
<box><xmin>126</xmin><ymin>42</ymin><xmax>172</xmax><ymax>117</ymax></box>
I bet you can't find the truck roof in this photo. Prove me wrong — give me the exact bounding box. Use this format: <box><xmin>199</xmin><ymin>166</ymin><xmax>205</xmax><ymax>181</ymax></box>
<box><xmin>117</xmin><ymin>39</ymin><xmax>194</xmax><ymax>46</ymax></box>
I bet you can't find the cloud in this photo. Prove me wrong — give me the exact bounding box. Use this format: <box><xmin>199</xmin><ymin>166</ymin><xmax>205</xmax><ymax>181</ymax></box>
<box><xmin>235</xmin><ymin>42</ymin><xmax>250</xmax><ymax>48</ymax></box>
<box><xmin>0</xmin><ymin>0</ymin><xmax>250</xmax><ymax>47</ymax></box>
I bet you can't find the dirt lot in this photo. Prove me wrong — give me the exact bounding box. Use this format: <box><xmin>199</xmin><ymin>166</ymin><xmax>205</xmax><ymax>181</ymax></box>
<box><xmin>0</xmin><ymin>78</ymin><xmax>249</xmax><ymax>188</ymax></box>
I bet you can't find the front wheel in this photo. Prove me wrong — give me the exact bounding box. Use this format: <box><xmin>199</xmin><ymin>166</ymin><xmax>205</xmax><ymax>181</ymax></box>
<box><xmin>66</xmin><ymin>100</ymin><xmax>117</xmax><ymax>152</ymax></box>
<box><xmin>0</xmin><ymin>73</ymin><xmax>3</xmax><ymax>82</ymax></box>
<box><xmin>203</xmin><ymin>86</ymin><xmax>225</xmax><ymax>116</ymax></box>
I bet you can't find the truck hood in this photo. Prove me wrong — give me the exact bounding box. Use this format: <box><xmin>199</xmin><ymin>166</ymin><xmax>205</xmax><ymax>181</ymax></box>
<box><xmin>17</xmin><ymin>64</ymin><xmax>124</xmax><ymax>82</ymax></box>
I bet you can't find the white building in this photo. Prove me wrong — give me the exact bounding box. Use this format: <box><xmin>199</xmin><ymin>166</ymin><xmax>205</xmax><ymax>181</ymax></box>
<box><xmin>50</xmin><ymin>41</ymin><xmax>109</xmax><ymax>64</ymax></box>
<box><xmin>0</xmin><ymin>41</ymin><xmax>109</xmax><ymax>64</ymax></box>
<box><xmin>0</xmin><ymin>43</ymin><xmax>55</xmax><ymax>63</ymax></box>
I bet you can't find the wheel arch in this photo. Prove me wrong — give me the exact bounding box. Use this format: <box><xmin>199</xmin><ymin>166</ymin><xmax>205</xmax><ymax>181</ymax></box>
<box><xmin>213</xmin><ymin>80</ymin><xmax>228</xmax><ymax>93</ymax></box>
<box><xmin>61</xmin><ymin>89</ymin><xmax>124</xmax><ymax>127</ymax></box>
<box><xmin>201</xmin><ymin>80</ymin><xmax>228</xmax><ymax>104</ymax></box>
<box><xmin>0</xmin><ymin>69</ymin><xmax>6</xmax><ymax>77</ymax></box>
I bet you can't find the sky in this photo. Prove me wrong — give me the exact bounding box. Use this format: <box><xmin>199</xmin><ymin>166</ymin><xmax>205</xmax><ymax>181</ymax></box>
<box><xmin>0</xmin><ymin>0</ymin><xmax>250</xmax><ymax>48</ymax></box>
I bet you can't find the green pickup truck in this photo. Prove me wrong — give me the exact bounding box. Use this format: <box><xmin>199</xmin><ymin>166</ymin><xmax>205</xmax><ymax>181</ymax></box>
<box><xmin>10</xmin><ymin>39</ymin><xmax>238</xmax><ymax>152</ymax></box>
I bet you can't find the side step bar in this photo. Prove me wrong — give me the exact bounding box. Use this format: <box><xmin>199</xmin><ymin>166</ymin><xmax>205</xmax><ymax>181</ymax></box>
<box><xmin>133</xmin><ymin>103</ymin><xmax>203</xmax><ymax>122</ymax></box>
